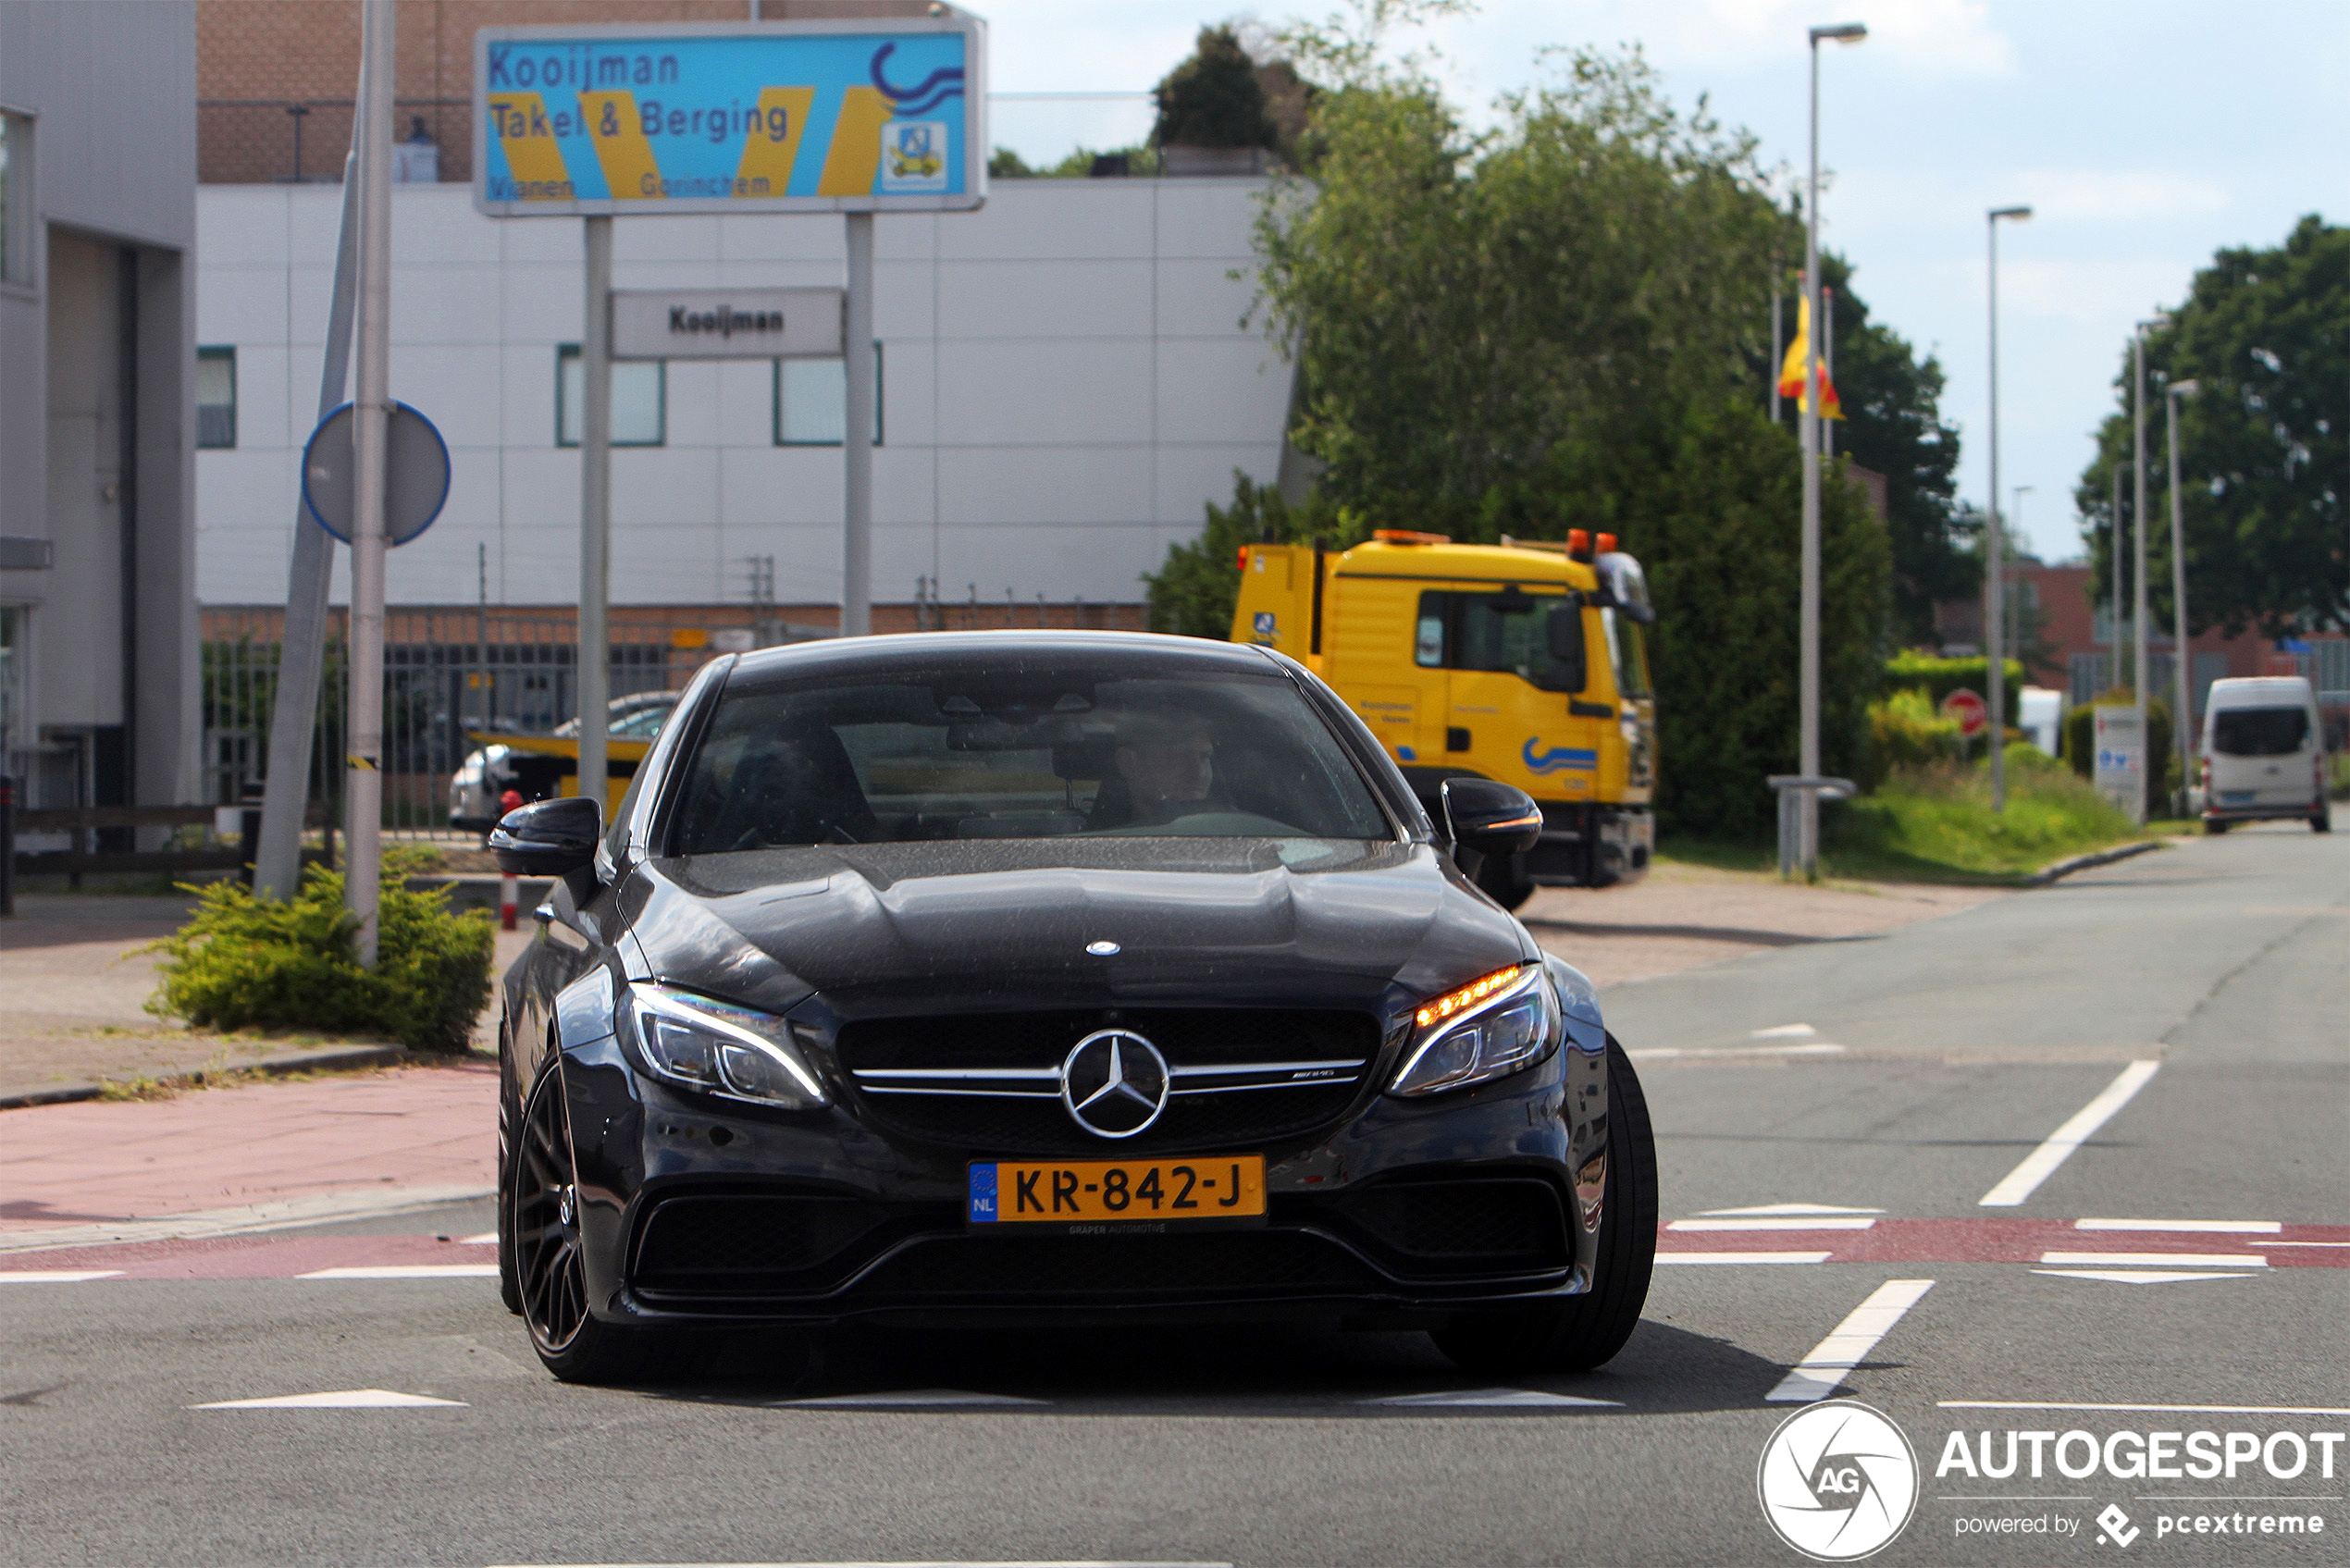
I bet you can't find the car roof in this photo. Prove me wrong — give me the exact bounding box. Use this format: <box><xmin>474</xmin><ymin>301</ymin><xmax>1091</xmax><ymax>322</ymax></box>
<box><xmin>2206</xmin><ymin>676</ymin><xmax>2315</xmax><ymax>707</ymax></box>
<box><xmin>723</xmin><ymin>629</ymin><xmax>1280</xmax><ymax>685</ymax></box>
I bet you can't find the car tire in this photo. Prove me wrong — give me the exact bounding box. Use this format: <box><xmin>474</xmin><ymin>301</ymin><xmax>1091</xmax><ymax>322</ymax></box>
<box><xmin>2313</xmin><ymin>810</ymin><xmax>2331</xmax><ymax>833</ymax></box>
<box><xmin>512</xmin><ymin>1056</ymin><xmax>698</xmax><ymax>1386</ymax></box>
<box><xmin>1474</xmin><ymin>848</ymin><xmax>1537</xmax><ymax>911</ymax></box>
<box><xmin>1430</xmin><ymin>1035</ymin><xmax>1658</xmax><ymax>1375</ymax></box>
<box><xmin>495</xmin><ymin>1018</ymin><xmax>522</xmax><ymax>1315</ymax></box>
<box><xmin>2206</xmin><ymin>820</ymin><xmax>2229</xmax><ymax>835</ymax></box>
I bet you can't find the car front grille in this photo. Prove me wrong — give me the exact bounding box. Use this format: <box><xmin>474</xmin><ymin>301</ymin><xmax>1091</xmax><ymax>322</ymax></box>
<box><xmin>1317</xmin><ymin>1179</ymin><xmax>1571</xmax><ymax>1274</ymax></box>
<box><xmin>855</xmin><ymin>1228</ymin><xmax>1382</xmax><ymax>1300</ymax></box>
<box><xmin>633</xmin><ymin>1193</ymin><xmax>928</xmax><ymax>1290</ymax></box>
<box><xmin>836</xmin><ymin>1007</ymin><xmax>1385</xmax><ymax>1155</ymax></box>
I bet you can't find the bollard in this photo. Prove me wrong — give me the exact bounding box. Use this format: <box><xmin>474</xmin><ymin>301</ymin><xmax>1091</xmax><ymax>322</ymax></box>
<box><xmin>500</xmin><ymin>871</ymin><xmax>518</xmax><ymax>932</ymax></box>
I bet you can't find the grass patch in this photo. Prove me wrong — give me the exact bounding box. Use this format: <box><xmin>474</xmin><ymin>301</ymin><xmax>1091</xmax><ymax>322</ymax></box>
<box><xmin>1660</xmin><ymin>751</ymin><xmax>2153</xmax><ymax>884</ymax></box>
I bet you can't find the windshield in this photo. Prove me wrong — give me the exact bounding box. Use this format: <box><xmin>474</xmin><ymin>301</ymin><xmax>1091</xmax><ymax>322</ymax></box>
<box><xmin>671</xmin><ymin>665</ymin><xmax>1391</xmax><ymax>852</ymax></box>
<box><xmin>2211</xmin><ymin>706</ymin><xmax>2308</xmax><ymax>757</ymax></box>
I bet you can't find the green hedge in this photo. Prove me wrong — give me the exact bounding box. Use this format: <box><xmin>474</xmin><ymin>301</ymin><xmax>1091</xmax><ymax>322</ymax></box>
<box><xmin>1883</xmin><ymin>652</ymin><xmax>2025</xmax><ymax>726</ymax></box>
<box><xmin>146</xmin><ymin>854</ymin><xmax>494</xmax><ymax>1054</ymax></box>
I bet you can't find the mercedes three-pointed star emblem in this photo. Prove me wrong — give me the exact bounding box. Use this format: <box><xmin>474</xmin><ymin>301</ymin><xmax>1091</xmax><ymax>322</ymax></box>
<box><xmin>1059</xmin><ymin>1029</ymin><xmax>1170</xmax><ymax>1139</ymax></box>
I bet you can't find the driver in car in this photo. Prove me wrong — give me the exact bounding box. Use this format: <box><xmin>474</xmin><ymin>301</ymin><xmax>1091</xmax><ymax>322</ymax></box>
<box><xmin>1112</xmin><ymin>709</ymin><xmax>1218</xmax><ymax>825</ymax></box>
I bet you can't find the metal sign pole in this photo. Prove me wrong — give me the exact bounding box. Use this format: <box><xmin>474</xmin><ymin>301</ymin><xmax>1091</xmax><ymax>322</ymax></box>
<box><xmin>1797</xmin><ymin>45</ymin><xmax>1824</xmax><ymax>880</ymax></box>
<box><xmin>842</xmin><ymin>212</ymin><xmax>875</xmax><ymax>637</ymax></box>
<box><xmin>253</xmin><ymin>147</ymin><xmax>362</xmax><ymax>900</ymax></box>
<box><xmin>344</xmin><ymin>0</ymin><xmax>395</xmax><ymax>965</ymax></box>
<box><xmin>578</xmin><ymin>216</ymin><xmax>613</xmax><ymax>812</ymax></box>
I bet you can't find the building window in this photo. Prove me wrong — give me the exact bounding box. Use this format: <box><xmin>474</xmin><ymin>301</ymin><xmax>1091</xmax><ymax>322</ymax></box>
<box><xmin>196</xmin><ymin>348</ymin><xmax>237</xmax><ymax>449</ymax></box>
<box><xmin>0</xmin><ymin>110</ymin><xmax>31</xmax><ymax>289</ymax></box>
<box><xmin>773</xmin><ymin>345</ymin><xmax>884</xmax><ymax>446</ymax></box>
<box><xmin>557</xmin><ymin>346</ymin><xmax>664</xmax><ymax>447</ymax></box>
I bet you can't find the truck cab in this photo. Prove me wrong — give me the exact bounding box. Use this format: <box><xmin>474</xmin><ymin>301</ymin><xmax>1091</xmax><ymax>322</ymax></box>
<box><xmin>1233</xmin><ymin>529</ymin><xmax>1655</xmax><ymax>904</ymax></box>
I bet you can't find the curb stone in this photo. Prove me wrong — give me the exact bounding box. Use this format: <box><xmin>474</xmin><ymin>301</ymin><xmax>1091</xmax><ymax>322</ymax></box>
<box><xmin>0</xmin><ymin>1043</ymin><xmax>426</xmax><ymax>1112</ymax></box>
<box><xmin>2025</xmin><ymin>838</ymin><xmax>2163</xmax><ymax>888</ymax></box>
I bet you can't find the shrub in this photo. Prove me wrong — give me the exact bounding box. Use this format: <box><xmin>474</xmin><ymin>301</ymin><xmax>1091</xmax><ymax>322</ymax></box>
<box><xmin>1883</xmin><ymin>651</ymin><xmax>2024</xmax><ymax>726</ymax></box>
<box><xmin>1866</xmin><ymin>688</ymin><xmax>1961</xmax><ymax>781</ymax></box>
<box><xmin>146</xmin><ymin>853</ymin><xmax>494</xmax><ymax>1054</ymax></box>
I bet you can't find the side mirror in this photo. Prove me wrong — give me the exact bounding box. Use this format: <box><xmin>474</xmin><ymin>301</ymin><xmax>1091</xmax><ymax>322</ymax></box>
<box><xmin>1441</xmin><ymin>777</ymin><xmax>1543</xmax><ymax>858</ymax></box>
<box><xmin>489</xmin><ymin>796</ymin><xmax>602</xmax><ymax>877</ymax></box>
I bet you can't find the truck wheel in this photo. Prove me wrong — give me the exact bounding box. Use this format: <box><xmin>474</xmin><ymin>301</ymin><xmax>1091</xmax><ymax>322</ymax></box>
<box><xmin>1475</xmin><ymin>849</ymin><xmax>1536</xmax><ymax>911</ymax></box>
<box><xmin>1430</xmin><ymin>1037</ymin><xmax>1657</xmax><ymax>1374</ymax></box>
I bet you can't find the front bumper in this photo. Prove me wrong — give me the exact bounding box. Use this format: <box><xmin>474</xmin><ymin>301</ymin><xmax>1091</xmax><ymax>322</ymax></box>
<box><xmin>555</xmin><ymin>1032</ymin><xmax>1607</xmax><ymax>1330</ymax></box>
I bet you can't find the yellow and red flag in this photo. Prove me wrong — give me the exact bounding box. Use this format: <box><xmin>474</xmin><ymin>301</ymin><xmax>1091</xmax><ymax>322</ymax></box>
<box><xmin>1776</xmin><ymin>293</ymin><xmax>1844</xmax><ymax>420</ymax></box>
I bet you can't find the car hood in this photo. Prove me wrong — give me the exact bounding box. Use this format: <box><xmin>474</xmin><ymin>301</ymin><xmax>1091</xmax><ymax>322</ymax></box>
<box><xmin>616</xmin><ymin>838</ymin><xmax>1532</xmax><ymax>1019</ymax></box>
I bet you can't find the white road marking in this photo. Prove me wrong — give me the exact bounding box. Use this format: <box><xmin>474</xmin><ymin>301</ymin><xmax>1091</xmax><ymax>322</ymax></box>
<box><xmin>191</xmin><ymin>1389</ymin><xmax>466</xmax><ymax>1409</ymax></box>
<box><xmin>2038</xmin><ymin>1252</ymin><xmax>2266</xmax><ymax>1268</ymax></box>
<box><xmin>781</xmin><ymin>1389</ymin><xmax>1049</xmax><ymax>1408</ymax></box>
<box><xmin>2032</xmin><ymin>1269</ymin><xmax>2258</xmax><ymax>1284</ymax></box>
<box><xmin>0</xmin><ymin>1270</ymin><xmax>123</xmax><ymax>1283</ymax></box>
<box><xmin>1655</xmin><ymin>1251</ymin><xmax>1831</xmax><ymax>1265</ymax></box>
<box><xmin>2257</xmin><ymin>1241</ymin><xmax>2350</xmax><ymax>1247</ymax></box>
<box><xmin>2074</xmin><ymin>1218</ymin><xmax>2280</xmax><ymax>1233</ymax></box>
<box><xmin>1764</xmin><ymin>1278</ymin><xmax>1935</xmax><ymax>1402</ymax></box>
<box><xmin>1702</xmin><ymin>1203</ymin><xmax>1885</xmax><ymax>1216</ymax></box>
<box><xmin>1978</xmin><ymin>1059</ymin><xmax>2161</xmax><ymax>1207</ymax></box>
<box><xmin>1942</xmin><ymin>1401</ymin><xmax>2350</xmax><ymax>1415</ymax></box>
<box><xmin>483</xmin><ymin>1561</ymin><xmax>1233</xmax><ymax>1567</ymax></box>
<box><xmin>1367</xmin><ymin>1388</ymin><xmax>1620</xmax><ymax>1408</ymax></box>
<box><xmin>458</xmin><ymin>1232</ymin><xmax>500</xmax><ymax>1244</ymax></box>
<box><xmin>1628</xmin><ymin>1043</ymin><xmax>1846</xmax><ymax>1061</ymax></box>
<box><xmin>1750</xmin><ymin>1024</ymin><xmax>1818</xmax><ymax>1038</ymax></box>
<box><xmin>1668</xmin><ymin>1217</ymin><xmax>1876</xmax><ymax>1231</ymax></box>
<box><xmin>295</xmin><ymin>1265</ymin><xmax>502</xmax><ymax>1279</ymax></box>
<box><xmin>0</xmin><ymin>1182</ymin><xmax>495</xmax><ymax>1256</ymax></box>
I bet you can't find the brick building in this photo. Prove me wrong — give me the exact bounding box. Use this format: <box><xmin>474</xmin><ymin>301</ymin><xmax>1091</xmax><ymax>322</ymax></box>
<box><xmin>197</xmin><ymin>0</ymin><xmax>934</xmax><ymax>186</ymax></box>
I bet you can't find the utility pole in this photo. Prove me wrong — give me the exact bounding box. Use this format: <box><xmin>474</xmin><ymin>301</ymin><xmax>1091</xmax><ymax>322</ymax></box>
<box><xmin>2167</xmin><ymin>379</ymin><xmax>2202</xmax><ymax>813</ymax></box>
<box><xmin>344</xmin><ymin>0</ymin><xmax>394</xmax><ymax>966</ymax></box>
<box><xmin>842</xmin><ymin>213</ymin><xmax>875</xmax><ymax>637</ymax></box>
<box><xmin>2132</xmin><ymin>322</ymin><xmax>2154</xmax><ymax>713</ymax></box>
<box><xmin>1985</xmin><ymin>205</ymin><xmax>2030</xmax><ymax>814</ymax></box>
<box><xmin>577</xmin><ymin>216</ymin><xmax>612</xmax><ymax>819</ymax></box>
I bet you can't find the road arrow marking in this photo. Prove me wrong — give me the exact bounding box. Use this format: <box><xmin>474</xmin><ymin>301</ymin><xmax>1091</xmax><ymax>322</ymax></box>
<box><xmin>2032</xmin><ymin>1269</ymin><xmax>2258</xmax><ymax>1284</ymax></box>
<box><xmin>191</xmin><ymin>1389</ymin><xmax>466</xmax><ymax>1408</ymax></box>
<box><xmin>1701</xmin><ymin>1203</ymin><xmax>1885</xmax><ymax>1216</ymax></box>
<box><xmin>2039</xmin><ymin>1252</ymin><xmax>2266</xmax><ymax>1268</ymax></box>
<box><xmin>1765</xmin><ymin>1278</ymin><xmax>1935</xmax><ymax>1402</ymax></box>
<box><xmin>1367</xmin><ymin>1388</ymin><xmax>1621</xmax><ymax>1408</ymax></box>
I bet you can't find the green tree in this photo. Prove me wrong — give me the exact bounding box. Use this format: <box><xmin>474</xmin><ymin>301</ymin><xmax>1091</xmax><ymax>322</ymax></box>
<box><xmin>1802</xmin><ymin>253</ymin><xmax>1975</xmax><ymax>645</ymax></box>
<box><xmin>2074</xmin><ymin>216</ymin><xmax>2348</xmax><ymax>637</ymax></box>
<box><xmin>1154</xmin><ymin>25</ymin><xmax>1279</xmax><ymax>151</ymax></box>
<box><xmin>1145</xmin><ymin>475</ymin><xmax>1354</xmax><ymax>638</ymax></box>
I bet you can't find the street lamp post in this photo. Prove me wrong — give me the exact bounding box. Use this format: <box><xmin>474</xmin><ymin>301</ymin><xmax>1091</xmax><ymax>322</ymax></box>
<box><xmin>1985</xmin><ymin>204</ymin><xmax>2031</xmax><ymax>812</ymax></box>
<box><xmin>1799</xmin><ymin>20</ymin><xmax>1867</xmax><ymax>880</ymax></box>
<box><xmin>2009</xmin><ymin>482</ymin><xmax>2033</xmax><ymax>666</ymax></box>
<box><xmin>2132</xmin><ymin>320</ymin><xmax>2161</xmax><ymax>715</ymax></box>
<box><xmin>2166</xmin><ymin>378</ymin><xmax>2201</xmax><ymax>814</ymax></box>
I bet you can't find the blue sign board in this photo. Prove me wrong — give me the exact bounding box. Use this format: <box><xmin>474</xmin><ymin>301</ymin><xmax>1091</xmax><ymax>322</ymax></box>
<box><xmin>472</xmin><ymin>19</ymin><xmax>987</xmax><ymax>216</ymax></box>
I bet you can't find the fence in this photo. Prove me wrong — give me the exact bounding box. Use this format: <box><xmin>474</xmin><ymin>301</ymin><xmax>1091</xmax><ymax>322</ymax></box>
<box><xmin>200</xmin><ymin>597</ymin><xmax>1144</xmax><ymax>842</ymax></box>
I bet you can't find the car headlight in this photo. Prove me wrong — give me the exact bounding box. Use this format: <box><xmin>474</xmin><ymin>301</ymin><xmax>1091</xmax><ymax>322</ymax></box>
<box><xmin>1389</xmin><ymin>963</ymin><xmax>1560</xmax><ymax>1097</ymax></box>
<box><xmin>624</xmin><ymin>982</ymin><xmax>827</xmax><ymax>1110</ymax></box>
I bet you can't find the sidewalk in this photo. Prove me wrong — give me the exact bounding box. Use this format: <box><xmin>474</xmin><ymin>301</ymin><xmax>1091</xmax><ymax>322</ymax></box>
<box><xmin>0</xmin><ymin>893</ymin><xmax>533</xmax><ymax>1104</ymax></box>
<box><xmin>1521</xmin><ymin>858</ymin><xmax>2003</xmax><ymax>988</ymax></box>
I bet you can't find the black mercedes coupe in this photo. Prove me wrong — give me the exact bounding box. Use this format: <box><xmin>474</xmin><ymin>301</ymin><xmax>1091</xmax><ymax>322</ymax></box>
<box><xmin>490</xmin><ymin>630</ymin><xmax>1656</xmax><ymax>1383</ymax></box>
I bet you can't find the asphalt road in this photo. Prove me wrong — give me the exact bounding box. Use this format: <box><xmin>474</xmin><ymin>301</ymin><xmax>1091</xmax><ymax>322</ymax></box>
<box><xmin>4</xmin><ymin>817</ymin><xmax>2344</xmax><ymax>1567</ymax></box>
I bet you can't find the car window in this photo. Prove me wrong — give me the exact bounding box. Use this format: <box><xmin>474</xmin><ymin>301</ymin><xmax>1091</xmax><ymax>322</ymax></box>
<box><xmin>1416</xmin><ymin>589</ymin><xmax>1586</xmax><ymax>693</ymax></box>
<box><xmin>2211</xmin><ymin>706</ymin><xmax>2308</xmax><ymax>757</ymax></box>
<box><xmin>670</xmin><ymin>668</ymin><xmax>1391</xmax><ymax>852</ymax></box>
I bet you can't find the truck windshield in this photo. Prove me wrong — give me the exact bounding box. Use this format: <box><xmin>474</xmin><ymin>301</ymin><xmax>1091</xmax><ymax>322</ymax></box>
<box><xmin>2211</xmin><ymin>707</ymin><xmax>2307</xmax><ymax>757</ymax></box>
<box><xmin>1602</xmin><ymin>609</ymin><xmax>1651</xmax><ymax>699</ymax></box>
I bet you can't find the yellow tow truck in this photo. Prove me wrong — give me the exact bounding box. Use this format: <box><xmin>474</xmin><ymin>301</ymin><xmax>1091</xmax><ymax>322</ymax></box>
<box><xmin>1231</xmin><ymin>528</ymin><xmax>1656</xmax><ymax>907</ymax></box>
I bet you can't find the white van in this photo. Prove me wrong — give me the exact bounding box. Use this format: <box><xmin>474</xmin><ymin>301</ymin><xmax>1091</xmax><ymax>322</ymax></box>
<box><xmin>2200</xmin><ymin>675</ymin><xmax>2330</xmax><ymax>833</ymax></box>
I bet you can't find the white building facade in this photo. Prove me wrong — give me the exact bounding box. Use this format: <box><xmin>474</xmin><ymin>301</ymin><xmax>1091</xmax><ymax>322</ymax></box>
<box><xmin>194</xmin><ymin>176</ymin><xmax>1294</xmax><ymax>616</ymax></box>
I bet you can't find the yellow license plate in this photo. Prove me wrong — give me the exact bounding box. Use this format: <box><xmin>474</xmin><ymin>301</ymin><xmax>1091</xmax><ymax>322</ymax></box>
<box><xmin>968</xmin><ymin>1155</ymin><xmax>1266</xmax><ymax>1229</ymax></box>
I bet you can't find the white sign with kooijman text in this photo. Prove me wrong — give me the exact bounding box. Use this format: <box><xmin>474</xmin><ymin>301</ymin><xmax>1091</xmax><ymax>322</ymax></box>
<box><xmin>611</xmin><ymin>288</ymin><xmax>844</xmax><ymax>361</ymax></box>
<box><xmin>2094</xmin><ymin>703</ymin><xmax>2146</xmax><ymax>824</ymax></box>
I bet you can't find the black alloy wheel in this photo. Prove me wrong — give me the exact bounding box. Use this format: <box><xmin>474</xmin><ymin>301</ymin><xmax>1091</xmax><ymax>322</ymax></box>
<box><xmin>510</xmin><ymin>1059</ymin><xmax>693</xmax><ymax>1384</ymax></box>
<box><xmin>1430</xmin><ymin>1035</ymin><xmax>1659</xmax><ymax>1374</ymax></box>
<box><xmin>495</xmin><ymin>1017</ymin><xmax>523</xmax><ymax>1315</ymax></box>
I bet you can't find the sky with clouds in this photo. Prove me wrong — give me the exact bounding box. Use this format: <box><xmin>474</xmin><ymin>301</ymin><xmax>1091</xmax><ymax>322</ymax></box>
<box><xmin>981</xmin><ymin>0</ymin><xmax>2348</xmax><ymax>562</ymax></box>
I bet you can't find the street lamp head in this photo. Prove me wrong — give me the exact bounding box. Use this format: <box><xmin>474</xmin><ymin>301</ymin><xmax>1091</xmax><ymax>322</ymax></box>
<box><xmin>1810</xmin><ymin>22</ymin><xmax>1868</xmax><ymax>43</ymax></box>
<box><xmin>1989</xmin><ymin>204</ymin><xmax>2033</xmax><ymax>222</ymax></box>
<box><xmin>2169</xmin><ymin>378</ymin><xmax>2201</xmax><ymax>398</ymax></box>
